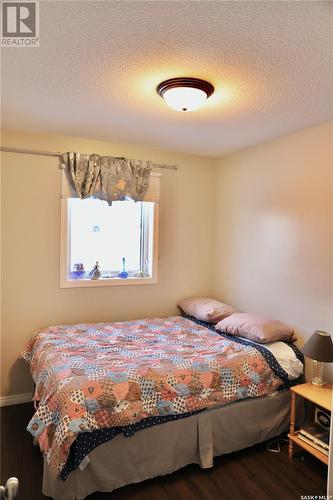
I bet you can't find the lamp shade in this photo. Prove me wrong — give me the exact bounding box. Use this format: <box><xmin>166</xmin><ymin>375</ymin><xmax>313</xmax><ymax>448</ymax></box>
<box><xmin>301</xmin><ymin>330</ymin><xmax>333</xmax><ymax>362</ymax></box>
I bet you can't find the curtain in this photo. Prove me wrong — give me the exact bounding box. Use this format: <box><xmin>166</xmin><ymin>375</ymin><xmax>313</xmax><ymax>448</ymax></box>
<box><xmin>59</xmin><ymin>152</ymin><xmax>151</xmax><ymax>205</ymax></box>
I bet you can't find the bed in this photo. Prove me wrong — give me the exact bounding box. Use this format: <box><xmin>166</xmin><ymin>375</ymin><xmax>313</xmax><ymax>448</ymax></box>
<box><xmin>22</xmin><ymin>314</ymin><xmax>304</xmax><ymax>500</ymax></box>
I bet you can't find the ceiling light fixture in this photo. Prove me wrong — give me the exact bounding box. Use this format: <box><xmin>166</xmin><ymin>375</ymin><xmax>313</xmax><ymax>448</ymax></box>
<box><xmin>157</xmin><ymin>77</ymin><xmax>214</xmax><ymax>112</ymax></box>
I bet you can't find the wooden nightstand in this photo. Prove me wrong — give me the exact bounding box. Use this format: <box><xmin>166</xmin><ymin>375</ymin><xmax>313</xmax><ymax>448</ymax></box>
<box><xmin>288</xmin><ymin>382</ymin><xmax>332</xmax><ymax>465</ymax></box>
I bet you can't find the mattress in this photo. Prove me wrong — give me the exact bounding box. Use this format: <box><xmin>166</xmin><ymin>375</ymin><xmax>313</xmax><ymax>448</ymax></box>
<box><xmin>21</xmin><ymin>314</ymin><xmax>304</xmax><ymax>481</ymax></box>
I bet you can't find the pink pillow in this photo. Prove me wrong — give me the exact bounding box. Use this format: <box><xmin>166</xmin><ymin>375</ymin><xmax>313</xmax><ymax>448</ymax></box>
<box><xmin>177</xmin><ymin>297</ymin><xmax>236</xmax><ymax>324</ymax></box>
<box><xmin>215</xmin><ymin>313</ymin><xmax>297</xmax><ymax>343</ymax></box>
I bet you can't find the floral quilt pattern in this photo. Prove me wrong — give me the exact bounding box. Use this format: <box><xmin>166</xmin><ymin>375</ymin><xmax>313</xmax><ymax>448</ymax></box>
<box><xmin>22</xmin><ymin>316</ymin><xmax>283</xmax><ymax>478</ymax></box>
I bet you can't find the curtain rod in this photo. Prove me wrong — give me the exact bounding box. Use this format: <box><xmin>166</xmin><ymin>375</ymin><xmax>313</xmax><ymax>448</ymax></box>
<box><xmin>0</xmin><ymin>147</ymin><xmax>179</xmax><ymax>171</ymax></box>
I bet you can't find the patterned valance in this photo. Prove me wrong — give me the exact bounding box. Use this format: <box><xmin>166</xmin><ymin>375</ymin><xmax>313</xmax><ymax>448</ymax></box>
<box><xmin>59</xmin><ymin>152</ymin><xmax>151</xmax><ymax>205</ymax></box>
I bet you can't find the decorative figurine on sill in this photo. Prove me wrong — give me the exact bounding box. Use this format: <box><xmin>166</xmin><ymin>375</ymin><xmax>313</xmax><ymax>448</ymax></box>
<box><xmin>88</xmin><ymin>261</ymin><xmax>101</xmax><ymax>280</ymax></box>
<box><xmin>118</xmin><ymin>257</ymin><xmax>129</xmax><ymax>279</ymax></box>
<box><xmin>71</xmin><ymin>263</ymin><xmax>85</xmax><ymax>279</ymax></box>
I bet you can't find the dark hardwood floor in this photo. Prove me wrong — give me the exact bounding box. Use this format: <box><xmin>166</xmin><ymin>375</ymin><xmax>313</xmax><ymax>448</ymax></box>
<box><xmin>1</xmin><ymin>403</ymin><xmax>328</xmax><ymax>500</ymax></box>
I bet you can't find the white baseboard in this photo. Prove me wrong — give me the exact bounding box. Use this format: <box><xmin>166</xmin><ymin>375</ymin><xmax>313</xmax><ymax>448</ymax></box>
<box><xmin>0</xmin><ymin>393</ymin><xmax>33</xmax><ymax>407</ymax></box>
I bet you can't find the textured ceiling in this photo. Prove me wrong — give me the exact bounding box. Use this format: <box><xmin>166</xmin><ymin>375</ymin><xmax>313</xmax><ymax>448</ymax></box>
<box><xmin>1</xmin><ymin>1</ymin><xmax>332</xmax><ymax>157</ymax></box>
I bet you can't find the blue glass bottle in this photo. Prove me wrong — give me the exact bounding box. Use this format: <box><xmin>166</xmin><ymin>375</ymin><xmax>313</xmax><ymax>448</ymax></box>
<box><xmin>118</xmin><ymin>257</ymin><xmax>128</xmax><ymax>279</ymax></box>
<box><xmin>71</xmin><ymin>263</ymin><xmax>85</xmax><ymax>279</ymax></box>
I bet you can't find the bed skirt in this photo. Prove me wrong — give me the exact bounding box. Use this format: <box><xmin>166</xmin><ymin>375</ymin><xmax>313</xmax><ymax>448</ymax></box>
<box><xmin>43</xmin><ymin>390</ymin><xmax>301</xmax><ymax>500</ymax></box>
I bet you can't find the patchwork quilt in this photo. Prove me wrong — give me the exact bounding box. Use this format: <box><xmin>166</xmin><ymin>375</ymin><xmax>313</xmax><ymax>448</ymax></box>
<box><xmin>22</xmin><ymin>315</ymin><xmax>290</xmax><ymax>478</ymax></box>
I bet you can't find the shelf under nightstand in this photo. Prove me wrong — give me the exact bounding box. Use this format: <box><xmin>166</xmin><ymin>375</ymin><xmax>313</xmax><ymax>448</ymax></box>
<box><xmin>288</xmin><ymin>382</ymin><xmax>332</xmax><ymax>465</ymax></box>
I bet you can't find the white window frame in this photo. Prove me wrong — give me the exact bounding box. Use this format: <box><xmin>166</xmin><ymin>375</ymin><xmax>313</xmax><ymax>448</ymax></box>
<box><xmin>60</xmin><ymin>198</ymin><xmax>159</xmax><ymax>288</ymax></box>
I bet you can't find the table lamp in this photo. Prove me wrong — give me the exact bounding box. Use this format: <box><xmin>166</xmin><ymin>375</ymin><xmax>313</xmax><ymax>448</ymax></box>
<box><xmin>301</xmin><ymin>330</ymin><xmax>333</xmax><ymax>385</ymax></box>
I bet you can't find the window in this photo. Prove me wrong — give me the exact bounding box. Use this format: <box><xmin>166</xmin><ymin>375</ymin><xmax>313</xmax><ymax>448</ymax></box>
<box><xmin>60</xmin><ymin>197</ymin><xmax>158</xmax><ymax>288</ymax></box>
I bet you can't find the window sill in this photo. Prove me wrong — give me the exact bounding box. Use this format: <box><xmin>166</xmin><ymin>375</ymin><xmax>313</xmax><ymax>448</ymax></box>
<box><xmin>60</xmin><ymin>276</ymin><xmax>158</xmax><ymax>288</ymax></box>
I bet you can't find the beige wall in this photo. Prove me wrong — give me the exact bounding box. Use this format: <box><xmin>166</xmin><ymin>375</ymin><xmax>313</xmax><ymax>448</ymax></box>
<box><xmin>214</xmin><ymin>122</ymin><xmax>333</xmax><ymax>381</ymax></box>
<box><xmin>1</xmin><ymin>122</ymin><xmax>333</xmax><ymax>397</ymax></box>
<box><xmin>1</xmin><ymin>130</ymin><xmax>215</xmax><ymax>396</ymax></box>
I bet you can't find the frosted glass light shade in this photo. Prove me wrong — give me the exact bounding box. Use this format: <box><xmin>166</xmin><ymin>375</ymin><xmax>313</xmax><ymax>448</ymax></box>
<box><xmin>157</xmin><ymin>77</ymin><xmax>214</xmax><ymax>112</ymax></box>
<box><xmin>162</xmin><ymin>87</ymin><xmax>208</xmax><ymax>112</ymax></box>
